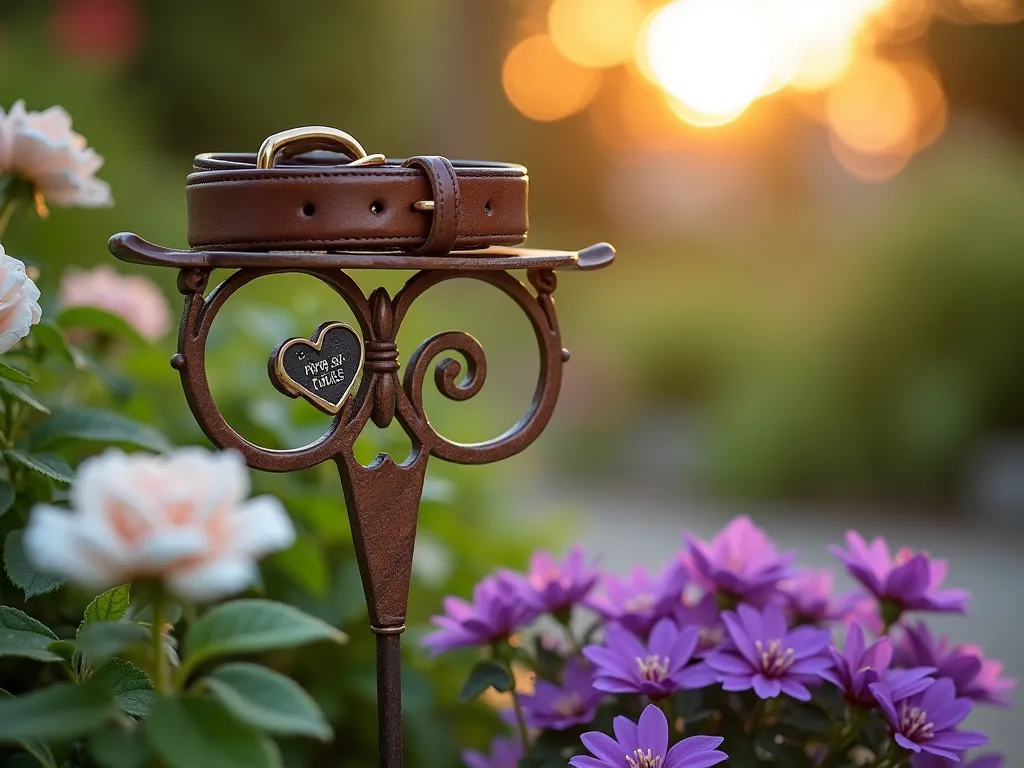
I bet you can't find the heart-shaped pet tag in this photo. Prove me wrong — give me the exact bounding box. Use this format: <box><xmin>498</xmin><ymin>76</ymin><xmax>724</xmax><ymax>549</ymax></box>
<box><xmin>269</xmin><ymin>322</ymin><xmax>364</xmax><ymax>414</ymax></box>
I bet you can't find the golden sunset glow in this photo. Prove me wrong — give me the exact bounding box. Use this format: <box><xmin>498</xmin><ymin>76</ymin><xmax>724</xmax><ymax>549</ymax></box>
<box><xmin>548</xmin><ymin>0</ymin><xmax>646</xmax><ymax>68</ymax></box>
<box><xmin>502</xmin><ymin>34</ymin><xmax>602</xmax><ymax>122</ymax></box>
<box><xmin>501</xmin><ymin>0</ymin><xmax>1018</xmax><ymax>180</ymax></box>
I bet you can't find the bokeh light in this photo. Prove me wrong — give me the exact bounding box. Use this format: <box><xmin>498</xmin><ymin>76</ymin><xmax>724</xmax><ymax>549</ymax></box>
<box><xmin>501</xmin><ymin>0</ymin><xmax>1021</xmax><ymax>179</ymax></box>
<box><xmin>827</xmin><ymin>58</ymin><xmax>916</xmax><ymax>157</ymax></box>
<box><xmin>548</xmin><ymin>0</ymin><xmax>646</xmax><ymax>68</ymax></box>
<box><xmin>642</xmin><ymin>0</ymin><xmax>784</xmax><ymax>126</ymax></box>
<box><xmin>502</xmin><ymin>34</ymin><xmax>602</xmax><ymax>122</ymax></box>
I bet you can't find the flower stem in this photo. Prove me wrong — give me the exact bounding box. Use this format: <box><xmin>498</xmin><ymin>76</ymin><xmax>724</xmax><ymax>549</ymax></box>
<box><xmin>0</xmin><ymin>196</ymin><xmax>18</xmax><ymax>240</ymax></box>
<box><xmin>151</xmin><ymin>595</ymin><xmax>169</xmax><ymax>695</ymax></box>
<box><xmin>503</xmin><ymin>658</ymin><xmax>531</xmax><ymax>757</ymax></box>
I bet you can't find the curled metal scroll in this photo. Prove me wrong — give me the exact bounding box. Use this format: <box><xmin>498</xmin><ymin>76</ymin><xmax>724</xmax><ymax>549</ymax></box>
<box><xmin>171</xmin><ymin>266</ymin><xmax>564</xmax><ymax>473</ymax></box>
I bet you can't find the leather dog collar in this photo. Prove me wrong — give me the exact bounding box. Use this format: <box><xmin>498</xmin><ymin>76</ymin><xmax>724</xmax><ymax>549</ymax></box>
<box><xmin>186</xmin><ymin>126</ymin><xmax>528</xmax><ymax>256</ymax></box>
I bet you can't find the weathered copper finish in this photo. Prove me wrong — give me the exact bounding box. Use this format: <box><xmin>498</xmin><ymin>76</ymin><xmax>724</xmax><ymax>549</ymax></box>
<box><xmin>109</xmin><ymin>232</ymin><xmax>614</xmax><ymax>768</ymax></box>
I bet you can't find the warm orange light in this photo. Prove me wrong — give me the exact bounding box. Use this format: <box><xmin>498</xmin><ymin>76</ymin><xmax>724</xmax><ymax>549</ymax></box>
<box><xmin>549</xmin><ymin>0</ymin><xmax>646</xmax><ymax>68</ymax></box>
<box><xmin>827</xmin><ymin>58</ymin><xmax>916</xmax><ymax>156</ymax></box>
<box><xmin>642</xmin><ymin>0</ymin><xmax>785</xmax><ymax>126</ymax></box>
<box><xmin>778</xmin><ymin>0</ymin><xmax>891</xmax><ymax>90</ymax></box>
<box><xmin>502</xmin><ymin>34</ymin><xmax>602</xmax><ymax>122</ymax></box>
<box><xmin>830</xmin><ymin>135</ymin><xmax>913</xmax><ymax>182</ymax></box>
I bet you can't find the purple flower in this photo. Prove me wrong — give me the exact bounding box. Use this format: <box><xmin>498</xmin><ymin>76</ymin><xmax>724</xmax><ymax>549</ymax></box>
<box><xmin>684</xmin><ymin>516</ymin><xmax>795</xmax><ymax>607</ymax></box>
<box><xmin>914</xmin><ymin>753</ymin><xmax>1004</xmax><ymax>768</ymax></box>
<box><xmin>586</xmin><ymin>564</ymin><xmax>687</xmax><ymax>638</ymax></box>
<box><xmin>705</xmin><ymin>604</ymin><xmax>831</xmax><ymax>701</ymax></box>
<box><xmin>673</xmin><ymin>593</ymin><xmax>725</xmax><ymax>657</ymax></box>
<box><xmin>779</xmin><ymin>569</ymin><xmax>846</xmax><ymax>624</ymax></box>
<box><xmin>840</xmin><ymin>591</ymin><xmax>884</xmax><ymax>636</ymax></box>
<box><xmin>830</xmin><ymin>532</ymin><xmax>970</xmax><ymax>615</ymax></box>
<box><xmin>821</xmin><ymin>623</ymin><xmax>935</xmax><ymax>707</ymax></box>
<box><xmin>422</xmin><ymin>570</ymin><xmax>539</xmax><ymax>654</ymax></box>
<box><xmin>526</xmin><ymin>546</ymin><xmax>599</xmax><ymax>614</ymax></box>
<box><xmin>570</xmin><ymin>703</ymin><xmax>727</xmax><ymax>768</ymax></box>
<box><xmin>583</xmin><ymin>618</ymin><xmax>716</xmax><ymax>699</ymax></box>
<box><xmin>896</xmin><ymin>623</ymin><xmax>1016</xmax><ymax>707</ymax></box>
<box><xmin>870</xmin><ymin>677</ymin><xmax>988</xmax><ymax>760</ymax></box>
<box><xmin>462</xmin><ymin>737</ymin><xmax>522</xmax><ymax>768</ymax></box>
<box><xmin>519</xmin><ymin>659</ymin><xmax>605</xmax><ymax>731</ymax></box>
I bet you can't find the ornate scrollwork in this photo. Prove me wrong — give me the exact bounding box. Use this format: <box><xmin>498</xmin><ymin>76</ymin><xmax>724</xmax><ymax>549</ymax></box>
<box><xmin>392</xmin><ymin>269</ymin><xmax>563</xmax><ymax>465</ymax></box>
<box><xmin>172</xmin><ymin>265</ymin><xmax>563</xmax><ymax>472</ymax></box>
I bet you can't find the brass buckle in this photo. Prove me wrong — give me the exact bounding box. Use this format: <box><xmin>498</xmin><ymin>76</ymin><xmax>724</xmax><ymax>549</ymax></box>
<box><xmin>256</xmin><ymin>126</ymin><xmax>387</xmax><ymax>170</ymax></box>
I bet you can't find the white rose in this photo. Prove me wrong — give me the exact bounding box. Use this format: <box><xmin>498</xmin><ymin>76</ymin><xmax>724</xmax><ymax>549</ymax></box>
<box><xmin>0</xmin><ymin>246</ymin><xmax>42</xmax><ymax>353</ymax></box>
<box><xmin>0</xmin><ymin>100</ymin><xmax>112</xmax><ymax>208</ymax></box>
<box><xmin>25</xmin><ymin>448</ymin><xmax>295</xmax><ymax>601</ymax></box>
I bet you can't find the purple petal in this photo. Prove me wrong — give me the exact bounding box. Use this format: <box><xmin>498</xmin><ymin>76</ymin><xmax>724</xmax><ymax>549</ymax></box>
<box><xmin>668</xmin><ymin>735</ymin><xmax>724</xmax><ymax>758</ymax></box>
<box><xmin>676</xmin><ymin>662</ymin><xmax>719</xmax><ymax>689</ymax></box>
<box><xmin>612</xmin><ymin>714</ymin><xmax>638</xmax><ymax>754</ymax></box>
<box><xmin>789</xmin><ymin>657</ymin><xmax>833</xmax><ymax>675</ymax></box>
<box><xmin>648</xmin><ymin>618</ymin><xmax>678</xmax><ymax>657</ymax></box>
<box><xmin>594</xmin><ymin>676</ymin><xmax>647</xmax><ymax>694</ymax></box>
<box><xmin>720</xmin><ymin>611</ymin><xmax>758</xmax><ymax>665</ymax></box>
<box><xmin>668</xmin><ymin>625</ymin><xmax>700</xmax><ymax>667</ymax></box>
<box><xmin>863</xmin><ymin>636</ymin><xmax>894</xmax><ymax>672</ymax></box>
<box><xmin>779</xmin><ymin>678</ymin><xmax>812</xmax><ymax>700</ymax></box>
<box><xmin>606</xmin><ymin>623</ymin><xmax>648</xmax><ymax>659</ymax></box>
<box><xmin>895</xmin><ymin>733</ymin><xmax>923</xmax><ymax>753</ymax></box>
<box><xmin>886</xmin><ymin>556</ymin><xmax>931</xmax><ymax>602</ymax></box>
<box><xmin>705</xmin><ymin>651</ymin><xmax>751</xmax><ymax>675</ymax></box>
<box><xmin>761</xmin><ymin>604</ymin><xmax>788</xmax><ymax>639</ymax></box>
<box><xmin>918</xmin><ymin>744</ymin><xmax>960</xmax><ymax>761</ymax></box>
<box><xmin>845</xmin><ymin>623</ymin><xmax>866</xmax><ymax>660</ymax></box>
<box><xmin>870</xmin><ymin>682</ymin><xmax>899</xmax><ymax>727</ymax></box>
<box><xmin>919</xmin><ymin>678</ymin><xmax>957</xmax><ymax>717</ymax></box>
<box><xmin>928</xmin><ymin>697</ymin><xmax>973</xmax><ymax>732</ymax></box>
<box><xmin>788</xmin><ymin>626</ymin><xmax>832</xmax><ymax>657</ymax></box>
<box><xmin>752</xmin><ymin>674</ymin><xmax>783</xmax><ymax>699</ymax></box>
<box><xmin>736</xmin><ymin>603</ymin><xmax>765</xmax><ymax>640</ymax></box>
<box><xmin>925</xmin><ymin>731</ymin><xmax>989</xmax><ymax>752</ymax></box>
<box><xmin>580</xmin><ymin>732</ymin><xmax>624</xmax><ymax>765</ymax></box>
<box><xmin>721</xmin><ymin>675</ymin><xmax>754</xmax><ymax>692</ymax></box>
<box><xmin>569</xmin><ymin>757</ymin><xmax>610</xmax><ymax>768</ymax></box>
<box><xmin>636</xmin><ymin>705</ymin><xmax>668</xmax><ymax>759</ymax></box>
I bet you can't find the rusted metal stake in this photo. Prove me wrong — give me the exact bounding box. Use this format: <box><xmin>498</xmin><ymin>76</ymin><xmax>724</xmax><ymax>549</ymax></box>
<box><xmin>110</xmin><ymin>234</ymin><xmax>614</xmax><ymax>768</ymax></box>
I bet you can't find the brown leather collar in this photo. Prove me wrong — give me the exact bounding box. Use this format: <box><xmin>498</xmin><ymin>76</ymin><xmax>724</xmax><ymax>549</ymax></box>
<box><xmin>186</xmin><ymin>151</ymin><xmax>528</xmax><ymax>255</ymax></box>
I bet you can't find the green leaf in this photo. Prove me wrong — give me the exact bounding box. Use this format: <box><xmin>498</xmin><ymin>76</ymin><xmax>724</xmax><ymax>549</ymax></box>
<box><xmin>89</xmin><ymin>726</ymin><xmax>151</xmax><ymax>768</ymax></box>
<box><xmin>31</xmin><ymin>321</ymin><xmax>80</xmax><ymax>365</ymax></box>
<box><xmin>0</xmin><ymin>361</ymin><xmax>36</xmax><ymax>385</ymax></box>
<box><xmin>76</xmin><ymin>621</ymin><xmax>150</xmax><ymax>667</ymax></box>
<box><xmin>0</xmin><ymin>477</ymin><xmax>13</xmax><ymax>519</ymax></box>
<box><xmin>146</xmin><ymin>696</ymin><xmax>281</xmax><ymax>768</ymax></box>
<box><xmin>201</xmin><ymin>662</ymin><xmax>331</xmax><ymax>741</ymax></box>
<box><xmin>0</xmin><ymin>689</ymin><xmax>57</xmax><ymax>768</ymax></box>
<box><xmin>91</xmin><ymin>657</ymin><xmax>155</xmax><ymax>718</ymax></box>
<box><xmin>28</xmin><ymin>408</ymin><xmax>172</xmax><ymax>453</ymax></box>
<box><xmin>182</xmin><ymin>599</ymin><xmax>345</xmax><ymax>680</ymax></box>
<box><xmin>4</xmin><ymin>529</ymin><xmax>64</xmax><ymax>598</ymax></box>
<box><xmin>0</xmin><ymin>606</ymin><xmax>62</xmax><ymax>662</ymax></box>
<box><xmin>458</xmin><ymin>660</ymin><xmax>513</xmax><ymax>702</ymax></box>
<box><xmin>81</xmin><ymin>584</ymin><xmax>132</xmax><ymax>634</ymax></box>
<box><xmin>47</xmin><ymin>639</ymin><xmax>76</xmax><ymax>664</ymax></box>
<box><xmin>56</xmin><ymin>306</ymin><xmax>145</xmax><ymax>344</ymax></box>
<box><xmin>0</xmin><ymin>379</ymin><xmax>49</xmax><ymax>414</ymax></box>
<box><xmin>267</xmin><ymin>533</ymin><xmax>329</xmax><ymax>597</ymax></box>
<box><xmin>0</xmin><ymin>683</ymin><xmax>117</xmax><ymax>742</ymax></box>
<box><xmin>4</xmin><ymin>451</ymin><xmax>73</xmax><ymax>484</ymax></box>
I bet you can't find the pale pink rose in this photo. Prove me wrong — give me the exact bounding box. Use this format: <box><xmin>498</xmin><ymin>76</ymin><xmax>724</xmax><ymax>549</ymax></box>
<box><xmin>0</xmin><ymin>100</ymin><xmax>111</xmax><ymax>208</ymax></box>
<box><xmin>0</xmin><ymin>245</ymin><xmax>42</xmax><ymax>353</ymax></box>
<box><xmin>60</xmin><ymin>265</ymin><xmax>171</xmax><ymax>341</ymax></box>
<box><xmin>25</xmin><ymin>448</ymin><xmax>295</xmax><ymax>601</ymax></box>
